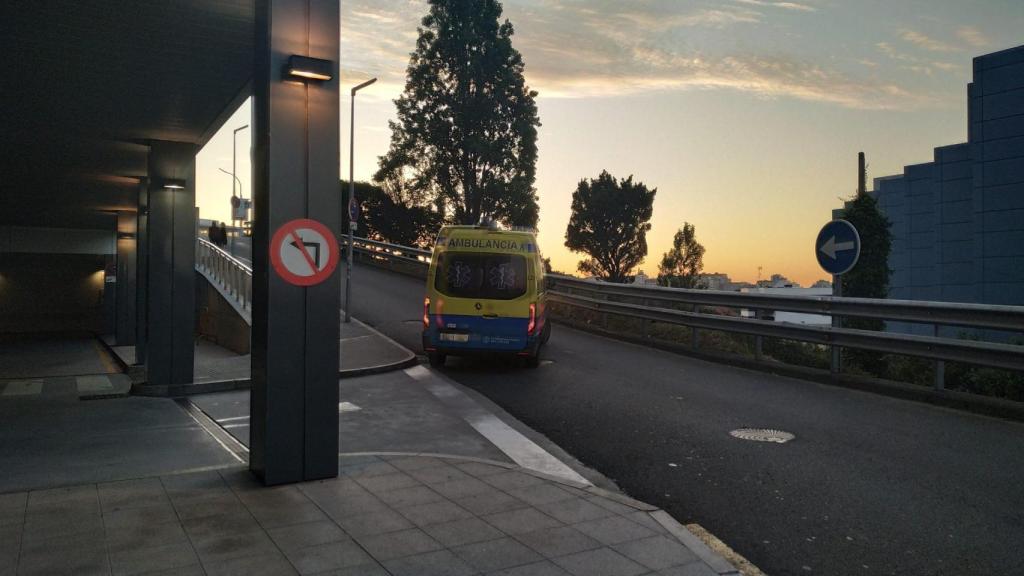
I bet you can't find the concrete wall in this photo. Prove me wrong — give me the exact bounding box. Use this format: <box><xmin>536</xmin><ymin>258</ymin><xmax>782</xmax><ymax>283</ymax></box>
<box><xmin>195</xmin><ymin>272</ymin><xmax>250</xmax><ymax>354</ymax></box>
<box><xmin>0</xmin><ymin>253</ymin><xmax>107</xmax><ymax>333</ymax></box>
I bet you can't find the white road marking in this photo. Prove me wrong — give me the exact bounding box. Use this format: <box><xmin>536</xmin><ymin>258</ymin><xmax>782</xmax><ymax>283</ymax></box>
<box><xmin>405</xmin><ymin>366</ymin><xmax>591</xmax><ymax>486</ymax></box>
<box><xmin>217</xmin><ymin>415</ymin><xmax>250</xmax><ymax>423</ymax></box>
<box><xmin>76</xmin><ymin>375</ymin><xmax>113</xmax><ymax>392</ymax></box>
<box><xmin>2</xmin><ymin>380</ymin><xmax>43</xmax><ymax>396</ymax></box>
<box><xmin>339</xmin><ymin>401</ymin><xmax>362</xmax><ymax>413</ymax></box>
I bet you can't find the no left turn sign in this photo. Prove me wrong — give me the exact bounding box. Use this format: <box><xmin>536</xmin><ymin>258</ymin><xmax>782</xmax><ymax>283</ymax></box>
<box><xmin>270</xmin><ymin>218</ymin><xmax>339</xmax><ymax>286</ymax></box>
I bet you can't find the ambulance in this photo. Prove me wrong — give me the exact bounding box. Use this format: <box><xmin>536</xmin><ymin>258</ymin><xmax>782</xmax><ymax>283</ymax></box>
<box><xmin>422</xmin><ymin>223</ymin><xmax>551</xmax><ymax>367</ymax></box>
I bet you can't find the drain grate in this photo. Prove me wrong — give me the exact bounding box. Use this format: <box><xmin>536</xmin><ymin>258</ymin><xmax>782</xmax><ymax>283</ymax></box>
<box><xmin>730</xmin><ymin>428</ymin><xmax>795</xmax><ymax>443</ymax></box>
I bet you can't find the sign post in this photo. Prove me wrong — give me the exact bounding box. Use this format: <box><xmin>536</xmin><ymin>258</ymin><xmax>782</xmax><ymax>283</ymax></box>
<box><xmin>344</xmin><ymin>195</ymin><xmax>359</xmax><ymax>323</ymax></box>
<box><xmin>815</xmin><ymin>219</ymin><xmax>861</xmax><ymax>375</ymax></box>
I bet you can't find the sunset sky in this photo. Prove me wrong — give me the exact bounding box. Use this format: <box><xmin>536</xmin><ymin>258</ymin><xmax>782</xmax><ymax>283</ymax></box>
<box><xmin>197</xmin><ymin>0</ymin><xmax>1024</xmax><ymax>286</ymax></box>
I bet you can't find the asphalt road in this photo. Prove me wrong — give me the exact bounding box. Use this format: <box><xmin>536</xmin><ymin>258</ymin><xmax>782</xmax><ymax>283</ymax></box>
<box><xmin>344</xmin><ymin>263</ymin><xmax>1024</xmax><ymax>576</ymax></box>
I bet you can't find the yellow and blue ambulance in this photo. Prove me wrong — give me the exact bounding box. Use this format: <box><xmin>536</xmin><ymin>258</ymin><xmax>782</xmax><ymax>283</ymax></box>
<box><xmin>422</xmin><ymin>223</ymin><xmax>551</xmax><ymax>367</ymax></box>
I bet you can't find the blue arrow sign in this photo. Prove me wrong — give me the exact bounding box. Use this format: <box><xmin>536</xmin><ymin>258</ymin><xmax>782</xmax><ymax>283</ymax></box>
<box><xmin>348</xmin><ymin>195</ymin><xmax>360</xmax><ymax>223</ymax></box>
<box><xmin>815</xmin><ymin>219</ymin><xmax>861</xmax><ymax>276</ymax></box>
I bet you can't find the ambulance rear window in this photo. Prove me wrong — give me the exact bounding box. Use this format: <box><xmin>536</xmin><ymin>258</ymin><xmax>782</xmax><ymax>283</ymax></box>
<box><xmin>434</xmin><ymin>252</ymin><xmax>527</xmax><ymax>300</ymax></box>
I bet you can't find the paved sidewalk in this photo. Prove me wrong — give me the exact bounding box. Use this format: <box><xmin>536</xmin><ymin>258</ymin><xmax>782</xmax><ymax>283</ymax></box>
<box><xmin>1</xmin><ymin>454</ymin><xmax>734</xmax><ymax>576</ymax></box>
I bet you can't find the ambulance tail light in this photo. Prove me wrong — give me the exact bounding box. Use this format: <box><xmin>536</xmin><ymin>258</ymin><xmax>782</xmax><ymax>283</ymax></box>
<box><xmin>423</xmin><ymin>297</ymin><xmax>430</xmax><ymax>329</ymax></box>
<box><xmin>527</xmin><ymin>303</ymin><xmax>536</xmax><ymax>335</ymax></box>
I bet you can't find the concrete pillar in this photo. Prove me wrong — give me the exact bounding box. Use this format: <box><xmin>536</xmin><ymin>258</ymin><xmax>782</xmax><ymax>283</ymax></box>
<box><xmin>116</xmin><ymin>211</ymin><xmax>137</xmax><ymax>345</ymax></box>
<box><xmin>145</xmin><ymin>142</ymin><xmax>196</xmax><ymax>388</ymax></box>
<box><xmin>250</xmin><ymin>0</ymin><xmax>341</xmax><ymax>485</ymax></box>
<box><xmin>136</xmin><ymin>181</ymin><xmax>149</xmax><ymax>364</ymax></box>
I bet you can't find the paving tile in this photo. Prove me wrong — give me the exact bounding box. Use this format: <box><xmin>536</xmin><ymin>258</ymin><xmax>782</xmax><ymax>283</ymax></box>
<box><xmin>108</xmin><ymin>541</ymin><xmax>198</xmax><ymax>576</ymax></box>
<box><xmin>486</xmin><ymin>560</ymin><xmax>572</xmax><ymax>576</ymax></box>
<box><xmin>374</xmin><ymin>484</ymin><xmax>445</xmax><ymax>508</ymax></box>
<box><xmin>22</xmin><ymin>506</ymin><xmax>103</xmax><ymax>539</ymax></box>
<box><xmin>407</xmin><ymin>464</ymin><xmax>472</xmax><ymax>485</ymax></box>
<box><xmin>482</xmin><ymin>470</ymin><xmax>546</xmax><ymax>491</ymax></box>
<box><xmin>26</xmin><ymin>484</ymin><xmax>98</xmax><ymax>512</ymax></box>
<box><xmin>484</xmin><ymin>507</ymin><xmax>563</xmax><ymax>535</ymax></box>
<box><xmin>458</xmin><ymin>489</ymin><xmax>530</xmax><ymax>516</ymax></box>
<box><xmin>397</xmin><ymin>499</ymin><xmax>474</xmax><ymax>527</ymax></box>
<box><xmin>386</xmin><ymin>456</ymin><xmax>449</xmax><ymax>471</ymax></box>
<box><xmin>507</xmin><ymin>483</ymin><xmax>576</xmax><ymax>506</ymax></box>
<box><xmin>105</xmin><ymin>518</ymin><xmax>191</xmax><ymax>549</ymax></box>
<box><xmin>656</xmin><ymin>560</ymin><xmax>720</xmax><ymax>576</ymax></box>
<box><xmin>324</xmin><ymin>561</ymin><xmax>391</xmax><ymax>576</ymax></box>
<box><xmin>355</xmin><ymin>472</ymin><xmax>421</xmax><ymax>495</ymax></box>
<box><xmin>624</xmin><ymin>511</ymin><xmax>670</xmax><ymax>534</ymax></box>
<box><xmin>17</xmin><ymin>534</ymin><xmax>110</xmax><ymax>576</ymax></box>
<box><xmin>203</xmin><ymin>551</ymin><xmax>299</xmax><ymax>576</ymax></box>
<box><xmin>430</xmin><ymin>476</ymin><xmax>495</xmax><ymax>499</ymax></box>
<box><xmin>103</xmin><ymin>501</ymin><xmax>180</xmax><ymax>531</ymax></box>
<box><xmin>182</xmin><ymin>511</ymin><xmax>261</xmax><ymax>541</ymax></box>
<box><xmin>243</xmin><ymin>497</ymin><xmax>328</xmax><ymax>529</ymax></box>
<box><xmin>171</xmin><ymin>491</ymin><xmax>248</xmax><ymax>521</ymax></box>
<box><xmin>573</xmin><ymin>515</ymin><xmax>658</xmax><ymax>545</ymax></box>
<box><xmin>285</xmin><ymin>539</ymin><xmax>373</xmax><ymax>575</ymax></box>
<box><xmin>552</xmin><ymin>547</ymin><xmax>649</xmax><ymax>576</ymax></box>
<box><xmin>340</xmin><ymin>460</ymin><xmax>400</xmax><ymax>478</ymax></box>
<box><xmin>383</xmin><ymin>549</ymin><xmax>476</xmax><ymax>576</ymax></box>
<box><xmin>98</xmin><ymin>478</ymin><xmax>168</xmax><ymax>512</ymax></box>
<box><xmin>514</xmin><ymin>525</ymin><xmax>603</xmax><ymax>558</ymax></box>
<box><xmin>422</xmin><ymin>516</ymin><xmax>505</xmax><ymax>547</ymax></box>
<box><xmin>218</xmin><ymin>468</ymin><xmax>265</xmax><ymax>494</ymax></box>
<box><xmin>543</xmin><ymin>497</ymin><xmax>617</xmax><ymax>524</ymax></box>
<box><xmin>356</xmin><ymin>527</ymin><xmax>443</xmax><ymax>561</ymax></box>
<box><xmin>0</xmin><ymin>492</ymin><xmax>27</xmax><ymax>527</ymax></box>
<box><xmin>161</xmin><ymin>471</ymin><xmax>231</xmax><ymax>500</ymax></box>
<box><xmin>129</xmin><ymin>565</ymin><xmax>205</xmax><ymax>576</ymax></box>
<box><xmin>611</xmin><ymin>535</ymin><xmax>700</xmax><ymax>571</ymax></box>
<box><xmin>453</xmin><ymin>461</ymin><xmax>510</xmax><ymax>477</ymax></box>
<box><xmin>452</xmin><ymin>536</ymin><xmax>543</xmax><ymax>572</ymax></box>
<box><xmin>267</xmin><ymin>520</ymin><xmax>348</xmax><ymax>552</ymax></box>
<box><xmin>188</xmin><ymin>525</ymin><xmax>276</xmax><ymax>564</ymax></box>
<box><xmin>333</xmin><ymin>508</ymin><xmax>414</xmax><ymax>537</ymax></box>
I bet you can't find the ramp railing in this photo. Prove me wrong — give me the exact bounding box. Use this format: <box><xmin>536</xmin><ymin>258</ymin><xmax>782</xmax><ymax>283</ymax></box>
<box><xmin>196</xmin><ymin>237</ymin><xmax>253</xmax><ymax>312</ymax></box>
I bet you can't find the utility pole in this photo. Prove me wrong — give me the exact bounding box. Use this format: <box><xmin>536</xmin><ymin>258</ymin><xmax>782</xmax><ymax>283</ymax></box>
<box><xmin>345</xmin><ymin>77</ymin><xmax>377</xmax><ymax>323</ymax></box>
<box><xmin>857</xmin><ymin>151</ymin><xmax>866</xmax><ymax>197</ymax></box>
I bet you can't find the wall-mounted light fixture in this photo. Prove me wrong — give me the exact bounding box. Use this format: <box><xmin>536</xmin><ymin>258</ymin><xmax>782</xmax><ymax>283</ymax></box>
<box><xmin>285</xmin><ymin>55</ymin><xmax>334</xmax><ymax>82</ymax></box>
<box><xmin>163</xmin><ymin>179</ymin><xmax>186</xmax><ymax>190</ymax></box>
<box><xmin>117</xmin><ymin>232</ymin><xmax>136</xmax><ymax>240</ymax></box>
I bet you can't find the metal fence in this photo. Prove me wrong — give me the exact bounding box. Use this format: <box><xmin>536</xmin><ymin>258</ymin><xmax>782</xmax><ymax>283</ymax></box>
<box><xmin>341</xmin><ymin>235</ymin><xmax>1024</xmax><ymax>388</ymax></box>
<box><xmin>196</xmin><ymin>237</ymin><xmax>253</xmax><ymax>311</ymax></box>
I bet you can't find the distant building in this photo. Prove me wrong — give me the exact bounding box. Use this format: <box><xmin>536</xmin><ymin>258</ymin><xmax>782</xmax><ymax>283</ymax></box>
<box><xmin>740</xmin><ymin>286</ymin><xmax>832</xmax><ymax>325</ymax></box>
<box><xmin>632</xmin><ymin>270</ymin><xmax>658</xmax><ymax>286</ymax></box>
<box><xmin>811</xmin><ymin>279</ymin><xmax>832</xmax><ymax>289</ymax></box>
<box><xmin>837</xmin><ymin>44</ymin><xmax>1024</xmax><ymax>315</ymax></box>
<box><xmin>699</xmin><ymin>272</ymin><xmax>732</xmax><ymax>291</ymax></box>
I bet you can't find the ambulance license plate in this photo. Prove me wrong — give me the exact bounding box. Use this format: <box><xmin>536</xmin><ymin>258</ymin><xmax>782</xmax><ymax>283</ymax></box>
<box><xmin>440</xmin><ymin>332</ymin><xmax>469</xmax><ymax>343</ymax></box>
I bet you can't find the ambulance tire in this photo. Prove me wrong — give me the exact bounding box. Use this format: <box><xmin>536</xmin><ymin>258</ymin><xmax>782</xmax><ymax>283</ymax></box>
<box><xmin>541</xmin><ymin>321</ymin><xmax>551</xmax><ymax>345</ymax></box>
<box><xmin>428</xmin><ymin>351</ymin><xmax>447</xmax><ymax>368</ymax></box>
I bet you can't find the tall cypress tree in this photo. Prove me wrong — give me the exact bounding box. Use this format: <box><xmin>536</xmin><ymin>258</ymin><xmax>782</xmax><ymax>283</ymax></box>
<box><xmin>375</xmin><ymin>0</ymin><xmax>541</xmax><ymax>228</ymax></box>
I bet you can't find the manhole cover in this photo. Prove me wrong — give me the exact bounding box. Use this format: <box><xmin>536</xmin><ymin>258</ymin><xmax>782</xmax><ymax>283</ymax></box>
<box><xmin>730</xmin><ymin>428</ymin><xmax>795</xmax><ymax>443</ymax></box>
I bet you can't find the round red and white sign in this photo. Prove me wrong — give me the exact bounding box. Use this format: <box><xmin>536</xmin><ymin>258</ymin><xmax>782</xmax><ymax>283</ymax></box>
<box><xmin>270</xmin><ymin>218</ymin><xmax>339</xmax><ymax>286</ymax></box>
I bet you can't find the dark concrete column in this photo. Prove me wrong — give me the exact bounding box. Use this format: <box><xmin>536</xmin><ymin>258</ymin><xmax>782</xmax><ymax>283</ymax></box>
<box><xmin>250</xmin><ymin>0</ymin><xmax>341</xmax><ymax>484</ymax></box>
<box><xmin>136</xmin><ymin>180</ymin><xmax>149</xmax><ymax>364</ymax></box>
<box><xmin>146</xmin><ymin>142</ymin><xmax>196</xmax><ymax>388</ymax></box>
<box><xmin>115</xmin><ymin>211</ymin><xmax>137</xmax><ymax>345</ymax></box>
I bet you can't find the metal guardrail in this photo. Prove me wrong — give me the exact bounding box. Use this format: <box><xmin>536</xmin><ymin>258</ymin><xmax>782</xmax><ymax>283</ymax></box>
<box><xmin>196</xmin><ymin>237</ymin><xmax>253</xmax><ymax>311</ymax></box>
<box><xmin>342</xmin><ymin>235</ymin><xmax>1024</xmax><ymax>387</ymax></box>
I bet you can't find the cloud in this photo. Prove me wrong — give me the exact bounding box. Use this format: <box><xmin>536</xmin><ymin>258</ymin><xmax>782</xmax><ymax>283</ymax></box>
<box><xmin>898</xmin><ymin>29</ymin><xmax>958</xmax><ymax>52</ymax></box>
<box><xmin>735</xmin><ymin>0</ymin><xmax>817</xmax><ymax>12</ymax></box>
<box><xmin>955</xmin><ymin>26</ymin><xmax>989</xmax><ymax>48</ymax></box>
<box><xmin>339</xmin><ymin>0</ymin><xmax>932</xmax><ymax>111</ymax></box>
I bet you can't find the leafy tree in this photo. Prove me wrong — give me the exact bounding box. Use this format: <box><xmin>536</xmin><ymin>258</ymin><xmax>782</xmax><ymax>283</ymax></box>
<box><xmin>342</xmin><ymin>181</ymin><xmax>441</xmax><ymax>248</ymax></box>
<box><xmin>657</xmin><ymin>223</ymin><xmax>705</xmax><ymax>288</ymax></box>
<box><xmin>374</xmin><ymin>0</ymin><xmax>541</xmax><ymax>228</ymax></box>
<box><xmin>564</xmin><ymin>171</ymin><xmax>656</xmax><ymax>283</ymax></box>
<box><xmin>839</xmin><ymin>190</ymin><xmax>892</xmax><ymax>374</ymax></box>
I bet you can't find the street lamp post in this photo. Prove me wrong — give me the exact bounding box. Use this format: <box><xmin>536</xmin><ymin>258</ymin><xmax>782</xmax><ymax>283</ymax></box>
<box><xmin>231</xmin><ymin>124</ymin><xmax>249</xmax><ymax>257</ymax></box>
<box><xmin>345</xmin><ymin>77</ymin><xmax>377</xmax><ymax>323</ymax></box>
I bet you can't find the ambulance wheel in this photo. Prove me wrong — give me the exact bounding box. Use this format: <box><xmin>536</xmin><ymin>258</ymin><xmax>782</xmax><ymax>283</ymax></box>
<box><xmin>524</xmin><ymin>352</ymin><xmax>541</xmax><ymax>369</ymax></box>
<box><xmin>428</xmin><ymin>352</ymin><xmax>446</xmax><ymax>368</ymax></box>
<box><xmin>541</xmin><ymin>322</ymin><xmax>552</xmax><ymax>345</ymax></box>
